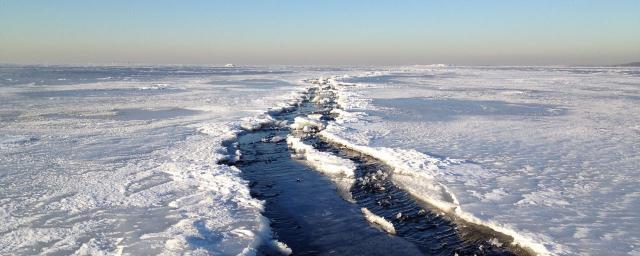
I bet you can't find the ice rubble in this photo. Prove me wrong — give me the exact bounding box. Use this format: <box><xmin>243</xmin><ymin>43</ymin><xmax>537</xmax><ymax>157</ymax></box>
<box><xmin>289</xmin><ymin>116</ymin><xmax>325</xmax><ymax>131</ymax></box>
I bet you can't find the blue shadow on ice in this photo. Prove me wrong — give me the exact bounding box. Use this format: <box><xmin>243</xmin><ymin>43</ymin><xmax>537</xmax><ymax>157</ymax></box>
<box><xmin>371</xmin><ymin>97</ymin><xmax>567</xmax><ymax>122</ymax></box>
<box><xmin>185</xmin><ymin>220</ymin><xmax>224</xmax><ymax>253</ymax></box>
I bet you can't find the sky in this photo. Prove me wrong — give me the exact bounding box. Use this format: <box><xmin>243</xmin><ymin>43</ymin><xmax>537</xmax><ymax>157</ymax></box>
<box><xmin>1</xmin><ymin>0</ymin><xmax>639</xmax><ymax>65</ymax></box>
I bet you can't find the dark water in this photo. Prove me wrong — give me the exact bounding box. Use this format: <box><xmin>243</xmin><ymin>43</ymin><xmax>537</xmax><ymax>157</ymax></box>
<box><xmin>233</xmin><ymin>88</ymin><xmax>523</xmax><ymax>255</ymax></box>
<box><xmin>235</xmin><ymin>103</ymin><xmax>424</xmax><ymax>255</ymax></box>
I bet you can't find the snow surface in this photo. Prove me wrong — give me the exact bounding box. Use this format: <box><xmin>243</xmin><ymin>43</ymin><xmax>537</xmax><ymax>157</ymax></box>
<box><xmin>0</xmin><ymin>66</ymin><xmax>340</xmax><ymax>255</ymax></box>
<box><xmin>2</xmin><ymin>65</ymin><xmax>638</xmax><ymax>255</ymax></box>
<box><xmin>324</xmin><ymin>66</ymin><xmax>640</xmax><ymax>255</ymax></box>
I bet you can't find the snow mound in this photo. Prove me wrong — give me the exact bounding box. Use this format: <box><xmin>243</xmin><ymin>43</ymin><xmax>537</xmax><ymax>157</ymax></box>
<box><xmin>289</xmin><ymin>116</ymin><xmax>325</xmax><ymax>132</ymax></box>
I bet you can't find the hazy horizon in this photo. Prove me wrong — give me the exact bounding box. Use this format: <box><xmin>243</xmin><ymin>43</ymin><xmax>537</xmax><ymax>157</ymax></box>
<box><xmin>2</xmin><ymin>1</ymin><xmax>639</xmax><ymax>66</ymax></box>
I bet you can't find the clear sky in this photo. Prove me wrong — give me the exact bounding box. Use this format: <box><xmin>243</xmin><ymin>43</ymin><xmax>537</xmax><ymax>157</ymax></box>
<box><xmin>1</xmin><ymin>0</ymin><xmax>639</xmax><ymax>65</ymax></box>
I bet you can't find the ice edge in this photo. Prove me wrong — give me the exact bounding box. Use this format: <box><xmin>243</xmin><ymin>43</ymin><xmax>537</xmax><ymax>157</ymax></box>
<box><xmin>316</xmin><ymin>76</ymin><xmax>554</xmax><ymax>256</ymax></box>
<box><xmin>212</xmin><ymin>82</ymin><xmax>313</xmax><ymax>255</ymax></box>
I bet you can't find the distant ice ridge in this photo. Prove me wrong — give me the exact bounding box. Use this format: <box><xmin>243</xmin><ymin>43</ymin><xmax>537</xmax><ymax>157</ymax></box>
<box><xmin>317</xmin><ymin>76</ymin><xmax>556</xmax><ymax>255</ymax></box>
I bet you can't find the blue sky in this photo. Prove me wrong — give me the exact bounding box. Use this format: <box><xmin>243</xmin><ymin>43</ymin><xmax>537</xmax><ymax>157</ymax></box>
<box><xmin>1</xmin><ymin>0</ymin><xmax>639</xmax><ymax>65</ymax></box>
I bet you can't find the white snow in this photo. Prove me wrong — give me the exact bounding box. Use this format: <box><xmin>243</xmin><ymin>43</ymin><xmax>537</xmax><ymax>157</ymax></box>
<box><xmin>360</xmin><ymin>208</ymin><xmax>396</xmax><ymax>235</ymax></box>
<box><xmin>289</xmin><ymin>116</ymin><xmax>325</xmax><ymax>131</ymax></box>
<box><xmin>322</xmin><ymin>66</ymin><xmax>640</xmax><ymax>255</ymax></box>
<box><xmin>286</xmin><ymin>136</ymin><xmax>355</xmax><ymax>179</ymax></box>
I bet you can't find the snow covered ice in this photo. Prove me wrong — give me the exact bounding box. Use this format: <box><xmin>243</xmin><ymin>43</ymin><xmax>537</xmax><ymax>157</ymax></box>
<box><xmin>1</xmin><ymin>65</ymin><xmax>639</xmax><ymax>255</ymax></box>
<box><xmin>325</xmin><ymin>66</ymin><xmax>640</xmax><ymax>255</ymax></box>
<box><xmin>0</xmin><ymin>65</ymin><xmax>336</xmax><ymax>255</ymax></box>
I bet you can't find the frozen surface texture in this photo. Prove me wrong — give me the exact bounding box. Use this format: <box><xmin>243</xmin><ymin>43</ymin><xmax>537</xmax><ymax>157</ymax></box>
<box><xmin>0</xmin><ymin>66</ymin><xmax>340</xmax><ymax>255</ymax></box>
<box><xmin>325</xmin><ymin>66</ymin><xmax>640</xmax><ymax>255</ymax></box>
<box><xmin>2</xmin><ymin>65</ymin><xmax>638</xmax><ymax>255</ymax></box>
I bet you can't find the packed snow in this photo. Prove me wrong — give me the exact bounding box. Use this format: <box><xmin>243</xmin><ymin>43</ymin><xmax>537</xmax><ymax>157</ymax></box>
<box><xmin>323</xmin><ymin>66</ymin><xmax>640</xmax><ymax>255</ymax></box>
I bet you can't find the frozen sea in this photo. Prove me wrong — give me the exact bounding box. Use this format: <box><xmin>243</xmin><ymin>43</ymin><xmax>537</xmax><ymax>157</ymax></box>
<box><xmin>327</xmin><ymin>66</ymin><xmax>640</xmax><ymax>255</ymax></box>
<box><xmin>1</xmin><ymin>65</ymin><xmax>639</xmax><ymax>255</ymax></box>
<box><xmin>0</xmin><ymin>65</ymin><xmax>342</xmax><ymax>255</ymax></box>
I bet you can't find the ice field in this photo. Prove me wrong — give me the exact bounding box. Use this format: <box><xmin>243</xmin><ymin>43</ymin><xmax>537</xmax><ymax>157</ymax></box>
<box><xmin>0</xmin><ymin>66</ymin><xmax>326</xmax><ymax>255</ymax></box>
<box><xmin>328</xmin><ymin>66</ymin><xmax>640</xmax><ymax>255</ymax></box>
<box><xmin>1</xmin><ymin>65</ymin><xmax>638</xmax><ymax>255</ymax></box>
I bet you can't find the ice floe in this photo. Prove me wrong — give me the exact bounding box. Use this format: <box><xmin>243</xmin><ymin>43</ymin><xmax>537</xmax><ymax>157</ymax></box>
<box><xmin>361</xmin><ymin>207</ymin><xmax>396</xmax><ymax>235</ymax></box>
